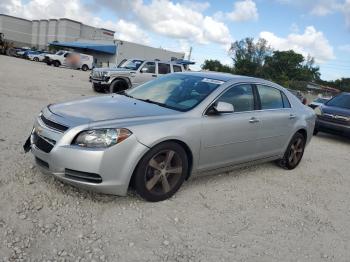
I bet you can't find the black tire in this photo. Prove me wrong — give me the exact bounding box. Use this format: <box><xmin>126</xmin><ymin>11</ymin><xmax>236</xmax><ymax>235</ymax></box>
<box><xmin>33</xmin><ymin>57</ymin><xmax>39</xmax><ymax>62</ymax></box>
<box><xmin>81</xmin><ymin>64</ymin><xmax>89</xmax><ymax>71</ymax></box>
<box><xmin>313</xmin><ymin>128</ymin><xmax>318</xmax><ymax>136</ymax></box>
<box><xmin>133</xmin><ymin>142</ymin><xmax>189</xmax><ymax>202</ymax></box>
<box><xmin>276</xmin><ymin>132</ymin><xmax>306</xmax><ymax>170</ymax></box>
<box><xmin>46</xmin><ymin>61</ymin><xmax>52</xmax><ymax>66</ymax></box>
<box><xmin>92</xmin><ymin>83</ymin><xmax>105</xmax><ymax>93</ymax></box>
<box><xmin>53</xmin><ymin>60</ymin><xmax>60</xmax><ymax>67</ymax></box>
<box><xmin>109</xmin><ymin>79</ymin><xmax>128</xmax><ymax>93</ymax></box>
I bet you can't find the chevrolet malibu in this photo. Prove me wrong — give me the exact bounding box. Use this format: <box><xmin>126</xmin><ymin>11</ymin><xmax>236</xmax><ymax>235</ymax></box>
<box><xmin>24</xmin><ymin>72</ymin><xmax>316</xmax><ymax>202</ymax></box>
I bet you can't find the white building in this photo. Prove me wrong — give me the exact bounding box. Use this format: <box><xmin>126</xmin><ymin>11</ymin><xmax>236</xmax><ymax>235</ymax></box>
<box><xmin>0</xmin><ymin>14</ymin><xmax>185</xmax><ymax>66</ymax></box>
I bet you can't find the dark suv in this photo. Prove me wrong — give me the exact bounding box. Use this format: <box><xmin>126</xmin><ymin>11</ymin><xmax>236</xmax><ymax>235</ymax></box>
<box><xmin>314</xmin><ymin>92</ymin><xmax>350</xmax><ymax>137</ymax></box>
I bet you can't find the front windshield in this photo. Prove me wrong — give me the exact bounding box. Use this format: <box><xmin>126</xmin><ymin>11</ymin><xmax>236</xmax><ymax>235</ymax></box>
<box><xmin>326</xmin><ymin>93</ymin><xmax>350</xmax><ymax>109</ymax></box>
<box><xmin>126</xmin><ymin>74</ymin><xmax>224</xmax><ymax>111</ymax></box>
<box><xmin>118</xmin><ymin>59</ymin><xmax>144</xmax><ymax>70</ymax></box>
<box><xmin>56</xmin><ymin>51</ymin><xmax>64</xmax><ymax>55</ymax></box>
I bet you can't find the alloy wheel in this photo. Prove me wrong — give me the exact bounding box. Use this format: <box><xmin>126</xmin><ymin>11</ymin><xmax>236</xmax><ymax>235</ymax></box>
<box><xmin>288</xmin><ymin>137</ymin><xmax>304</xmax><ymax>166</ymax></box>
<box><xmin>145</xmin><ymin>150</ymin><xmax>183</xmax><ymax>195</ymax></box>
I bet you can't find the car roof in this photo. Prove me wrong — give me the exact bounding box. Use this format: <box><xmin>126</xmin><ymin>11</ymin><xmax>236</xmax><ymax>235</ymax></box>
<box><xmin>177</xmin><ymin>71</ymin><xmax>272</xmax><ymax>83</ymax></box>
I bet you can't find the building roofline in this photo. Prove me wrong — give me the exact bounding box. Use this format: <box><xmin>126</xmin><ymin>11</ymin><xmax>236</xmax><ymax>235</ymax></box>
<box><xmin>0</xmin><ymin>14</ymin><xmax>115</xmax><ymax>33</ymax></box>
<box><xmin>0</xmin><ymin>13</ymin><xmax>32</xmax><ymax>22</ymax></box>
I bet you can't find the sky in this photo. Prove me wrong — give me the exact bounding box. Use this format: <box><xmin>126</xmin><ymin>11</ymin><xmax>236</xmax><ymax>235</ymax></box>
<box><xmin>1</xmin><ymin>0</ymin><xmax>350</xmax><ymax>80</ymax></box>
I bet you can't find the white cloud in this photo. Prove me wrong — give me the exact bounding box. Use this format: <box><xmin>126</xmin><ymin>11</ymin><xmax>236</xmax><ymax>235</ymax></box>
<box><xmin>133</xmin><ymin>0</ymin><xmax>233</xmax><ymax>45</ymax></box>
<box><xmin>226</xmin><ymin>0</ymin><xmax>259</xmax><ymax>22</ymax></box>
<box><xmin>260</xmin><ymin>26</ymin><xmax>335</xmax><ymax>63</ymax></box>
<box><xmin>115</xmin><ymin>20</ymin><xmax>150</xmax><ymax>44</ymax></box>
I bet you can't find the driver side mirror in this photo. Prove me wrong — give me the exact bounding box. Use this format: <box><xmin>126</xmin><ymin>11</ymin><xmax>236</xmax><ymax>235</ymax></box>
<box><xmin>140</xmin><ymin>67</ymin><xmax>148</xmax><ymax>73</ymax></box>
<box><xmin>208</xmin><ymin>102</ymin><xmax>234</xmax><ymax>115</ymax></box>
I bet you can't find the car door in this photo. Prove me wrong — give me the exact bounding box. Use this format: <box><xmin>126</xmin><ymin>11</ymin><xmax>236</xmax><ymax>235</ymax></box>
<box><xmin>254</xmin><ymin>84</ymin><xmax>297</xmax><ymax>157</ymax></box>
<box><xmin>198</xmin><ymin>84</ymin><xmax>261</xmax><ymax>172</ymax></box>
<box><xmin>133</xmin><ymin>61</ymin><xmax>157</xmax><ymax>86</ymax></box>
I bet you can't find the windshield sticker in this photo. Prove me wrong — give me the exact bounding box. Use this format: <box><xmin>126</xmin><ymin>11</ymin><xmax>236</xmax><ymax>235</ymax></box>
<box><xmin>201</xmin><ymin>78</ymin><xmax>225</xmax><ymax>85</ymax></box>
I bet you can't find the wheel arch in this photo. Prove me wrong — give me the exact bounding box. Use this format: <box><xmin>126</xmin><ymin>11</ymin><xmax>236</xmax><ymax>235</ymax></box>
<box><xmin>110</xmin><ymin>77</ymin><xmax>131</xmax><ymax>88</ymax></box>
<box><xmin>129</xmin><ymin>138</ymin><xmax>194</xmax><ymax>189</ymax></box>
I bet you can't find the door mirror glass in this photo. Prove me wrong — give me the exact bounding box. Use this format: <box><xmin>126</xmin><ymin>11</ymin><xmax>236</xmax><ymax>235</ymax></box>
<box><xmin>214</xmin><ymin>102</ymin><xmax>234</xmax><ymax>114</ymax></box>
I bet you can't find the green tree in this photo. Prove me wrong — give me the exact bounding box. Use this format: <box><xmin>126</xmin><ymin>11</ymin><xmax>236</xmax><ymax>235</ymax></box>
<box><xmin>229</xmin><ymin>37</ymin><xmax>272</xmax><ymax>77</ymax></box>
<box><xmin>201</xmin><ymin>59</ymin><xmax>233</xmax><ymax>73</ymax></box>
<box><xmin>263</xmin><ymin>50</ymin><xmax>320</xmax><ymax>86</ymax></box>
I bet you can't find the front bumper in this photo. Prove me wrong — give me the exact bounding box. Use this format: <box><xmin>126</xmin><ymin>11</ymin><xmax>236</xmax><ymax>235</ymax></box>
<box><xmin>316</xmin><ymin>118</ymin><xmax>350</xmax><ymax>137</ymax></box>
<box><xmin>27</xmin><ymin>117</ymin><xmax>149</xmax><ymax>196</ymax></box>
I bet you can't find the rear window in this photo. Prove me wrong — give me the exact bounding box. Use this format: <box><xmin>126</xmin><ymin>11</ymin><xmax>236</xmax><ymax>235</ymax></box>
<box><xmin>257</xmin><ymin>85</ymin><xmax>284</xmax><ymax>109</ymax></box>
<box><xmin>326</xmin><ymin>93</ymin><xmax>350</xmax><ymax>109</ymax></box>
<box><xmin>158</xmin><ymin>63</ymin><xmax>171</xmax><ymax>74</ymax></box>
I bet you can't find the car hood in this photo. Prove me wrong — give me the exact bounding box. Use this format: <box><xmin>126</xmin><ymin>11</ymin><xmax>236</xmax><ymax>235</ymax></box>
<box><xmin>46</xmin><ymin>95</ymin><xmax>179</xmax><ymax>126</ymax></box>
<box><xmin>321</xmin><ymin>104</ymin><xmax>350</xmax><ymax>116</ymax></box>
<box><xmin>93</xmin><ymin>67</ymin><xmax>135</xmax><ymax>73</ymax></box>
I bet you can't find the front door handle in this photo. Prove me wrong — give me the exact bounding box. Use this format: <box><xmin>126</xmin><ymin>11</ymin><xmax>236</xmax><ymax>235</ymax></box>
<box><xmin>249</xmin><ymin>117</ymin><xmax>260</xmax><ymax>123</ymax></box>
<box><xmin>289</xmin><ymin>114</ymin><xmax>297</xmax><ymax>119</ymax></box>
<box><xmin>152</xmin><ymin>74</ymin><xmax>157</xmax><ymax>77</ymax></box>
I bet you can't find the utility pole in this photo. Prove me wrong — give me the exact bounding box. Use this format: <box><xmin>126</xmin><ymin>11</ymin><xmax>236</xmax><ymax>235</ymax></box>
<box><xmin>188</xmin><ymin>46</ymin><xmax>192</xmax><ymax>61</ymax></box>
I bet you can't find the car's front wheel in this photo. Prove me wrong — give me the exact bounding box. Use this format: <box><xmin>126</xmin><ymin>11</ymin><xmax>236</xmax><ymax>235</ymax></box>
<box><xmin>276</xmin><ymin>132</ymin><xmax>306</xmax><ymax>170</ymax></box>
<box><xmin>133</xmin><ymin>142</ymin><xmax>188</xmax><ymax>202</ymax></box>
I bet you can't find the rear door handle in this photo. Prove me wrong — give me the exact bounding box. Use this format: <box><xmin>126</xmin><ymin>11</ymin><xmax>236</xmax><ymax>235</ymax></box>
<box><xmin>152</xmin><ymin>74</ymin><xmax>157</xmax><ymax>77</ymax></box>
<box><xmin>289</xmin><ymin>114</ymin><xmax>297</xmax><ymax>119</ymax></box>
<box><xmin>249</xmin><ymin>117</ymin><xmax>260</xmax><ymax>123</ymax></box>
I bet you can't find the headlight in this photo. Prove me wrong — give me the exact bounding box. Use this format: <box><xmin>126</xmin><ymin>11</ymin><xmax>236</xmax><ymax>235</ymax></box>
<box><xmin>73</xmin><ymin>128</ymin><xmax>132</xmax><ymax>148</ymax></box>
<box><xmin>314</xmin><ymin>106</ymin><xmax>322</xmax><ymax>116</ymax></box>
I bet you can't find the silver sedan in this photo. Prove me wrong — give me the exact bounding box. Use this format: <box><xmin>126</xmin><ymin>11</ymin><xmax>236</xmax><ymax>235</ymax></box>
<box><xmin>24</xmin><ymin>72</ymin><xmax>316</xmax><ymax>201</ymax></box>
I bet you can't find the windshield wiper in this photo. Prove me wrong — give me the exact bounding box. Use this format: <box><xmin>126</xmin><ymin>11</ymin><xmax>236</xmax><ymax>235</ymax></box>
<box><xmin>135</xmin><ymin>98</ymin><xmax>171</xmax><ymax>109</ymax></box>
<box><xmin>117</xmin><ymin>90</ymin><xmax>134</xmax><ymax>98</ymax></box>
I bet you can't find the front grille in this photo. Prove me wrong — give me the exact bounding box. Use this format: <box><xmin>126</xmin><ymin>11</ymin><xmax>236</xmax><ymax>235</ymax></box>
<box><xmin>32</xmin><ymin>132</ymin><xmax>55</xmax><ymax>153</ymax></box>
<box><xmin>65</xmin><ymin>169</ymin><xmax>102</xmax><ymax>184</ymax></box>
<box><xmin>319</xmin><ymin>114</ymin><xmax>350</xmax><ymax>126</ymax></box>
<box><xmin>35</xmin><ymin>157</ymin><xmax>49</xmax><ymax>169</ymax></box>
<box><xmin>40</xmin><ymin>115</ymin><xmax>69</xmax><ymax>132</ymax></box>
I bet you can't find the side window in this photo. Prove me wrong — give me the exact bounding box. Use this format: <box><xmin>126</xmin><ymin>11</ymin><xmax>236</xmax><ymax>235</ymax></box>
<box><xmin>173</xmin><ymin>65</ymin><xmax>182</xmax><ymax>72</ymax></box>
<box><xmin>281</xmin><ymin>92</ymin><xmax>291</xmax><ymax>108</ymax></box>
<box><xmin>141</xmin><ymin>62</ymin><xmax>155</xmax><ymax>74</ymax></box>
<box><xmin>158</xmin><ymin>63</ymin><xmax>171</xmax><ymax>74</ymax></box>
<box><xmin>257</xmin><ymin>85</ymin><xmax>284</xmax><ymax>110</ymax></box>
<box><xmin>217</xmin><ymin>84</ymin><xmax>255</xmax><ymax>112</ymax></box>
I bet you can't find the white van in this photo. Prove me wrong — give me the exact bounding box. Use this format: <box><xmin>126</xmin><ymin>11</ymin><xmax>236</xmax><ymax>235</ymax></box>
<box><xmin>44</xmin><ymin>50</ymin><xmax>93</xmax><ymax>71</ymax></box>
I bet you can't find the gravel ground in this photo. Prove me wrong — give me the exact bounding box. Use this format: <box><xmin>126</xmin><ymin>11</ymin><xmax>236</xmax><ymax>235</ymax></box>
<box><xmin>1</xmin><ymin>55</ymin><xmax>350</xmax><ymax>262</ymax></box>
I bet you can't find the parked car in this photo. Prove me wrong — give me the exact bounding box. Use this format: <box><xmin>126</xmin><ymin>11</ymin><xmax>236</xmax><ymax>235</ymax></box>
<box><xmin>16</xmin><ymin>47</ymin><xmax>31</xmax><ymax>57</ymax></box>
<box><xmin>314</xmin><ymin>92</ymin><xmax>350</xmax><ymax>137</ymax></box>
<box><xmin>308</xmin><ymin>97</ymin><xmax>331</xmax><ymax>109</ymax></box>
<box><xmin>24</xmin><ymin>72</ymin><xmax>315</xmax><ymax>201</ymax></box>
<box><xmin>27</xmin><ymin>51</ymin><xmax>49</xmax><ymax>62</ymax></box>
<box><xmin>89</xmin><ymin>59</ymin><xmax>186</xmax><ymax>93</ymax></box>
<box><xmin>44</xmin><ymin>50</ymin><xmax>93</xmax><ymax>71</ymax></box>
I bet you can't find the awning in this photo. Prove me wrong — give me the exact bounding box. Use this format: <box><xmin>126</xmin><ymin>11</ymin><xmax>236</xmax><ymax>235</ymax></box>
<box><xmin>49</xmin><ymin>41</ymin><xmax>116</xmax><ymax>54</ymax></box>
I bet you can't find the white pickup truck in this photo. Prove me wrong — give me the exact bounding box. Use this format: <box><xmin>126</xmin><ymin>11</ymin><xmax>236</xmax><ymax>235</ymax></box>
<box><xmin>44</xmin><ymin>50</ymin><xmax>93</xmax><ymax>71</ymax></box>
<box><xmin>89</xmin><ymin>59</ymin><xmax>192</xmax><ymax>93</ymax></box>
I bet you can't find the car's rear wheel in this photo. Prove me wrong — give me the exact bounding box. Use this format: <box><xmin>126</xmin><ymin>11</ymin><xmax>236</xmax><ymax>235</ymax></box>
<box><xmin>277</xmin><ymin>132</ymin><xmax>306</xmax><ymax>170</ymax></box>
<box><xmin>81</xmin><ymin>64</ymin><xmax>89</xmax><ymax>71</ymax></box>
<box><xmin>109</xmin><ymin>79</ymin><xmax>128</xmax><ymax>93</ymax></box>
<box><xmin>133</xmin><ymin>142</ymin><xmax>188</xmax><ymax>202</ymax></box>
<box><xmin>53</xmin><ymin>60</ymin><xmax>60</xmax><ymax>67</ymax></box>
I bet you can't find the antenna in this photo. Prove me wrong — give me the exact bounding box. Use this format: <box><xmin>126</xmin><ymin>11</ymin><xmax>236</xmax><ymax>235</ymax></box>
<box><xmin>188</xmin><ymin>46</ymin><xmax>192</xmax><ymax>61</ymax></box>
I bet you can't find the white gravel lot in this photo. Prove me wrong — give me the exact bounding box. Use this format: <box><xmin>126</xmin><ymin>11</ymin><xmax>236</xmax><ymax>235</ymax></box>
<box><xmin>1</xmin><ymin>55</ymin><xmax>350</xmax><ymax>262</ymax></box>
